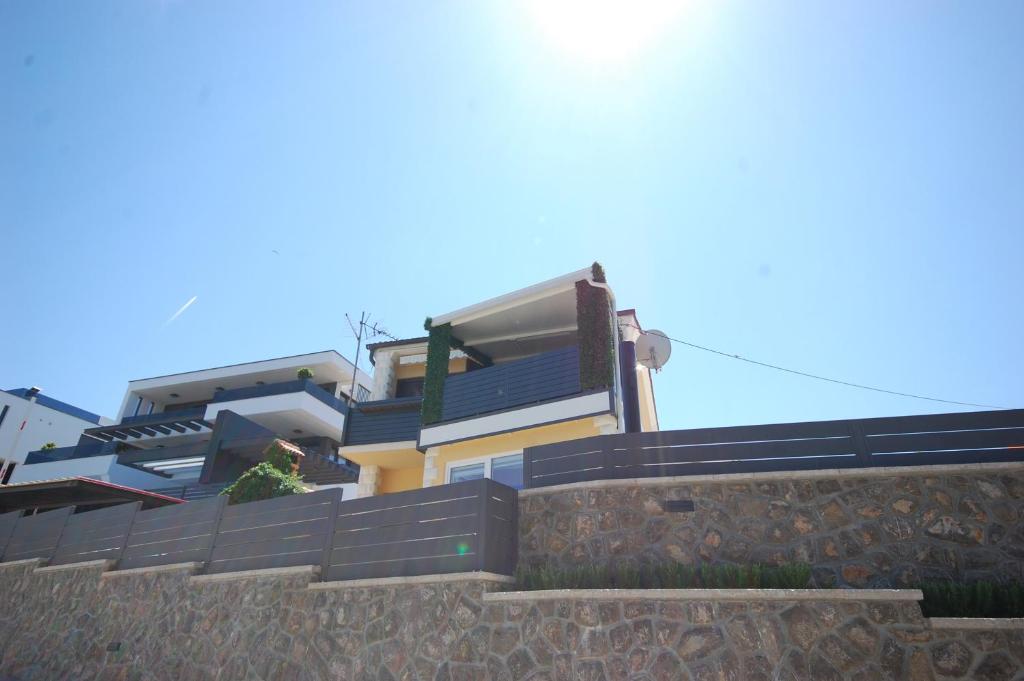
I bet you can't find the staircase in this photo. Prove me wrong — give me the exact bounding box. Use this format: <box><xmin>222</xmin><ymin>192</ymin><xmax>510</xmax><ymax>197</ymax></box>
<box><xmin>298</xmin><ymin>449</ymin><xmax>358</xmax><ymax>486</ymax></box>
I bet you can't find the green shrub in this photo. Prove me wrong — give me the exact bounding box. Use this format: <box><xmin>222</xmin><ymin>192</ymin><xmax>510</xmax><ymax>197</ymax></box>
<box><xmin>421</xmin><ymin>322</ymin><xmax>453</xmax><ymax>425</ymax></box>
<box><xmin>515</xmin><ymin>562</ymin><xmax>812</xmax><ymax>591</ymax></box>
<box><xmin>221</xmin><ymin>463</ymin><xmax>306</xmax><ymax>505</ymax></box>
<box><xmin>297</xmin><ymin>367</ymin><xmax>314</xmax><ymax>380</ymax></box>
<box><xmin>576</xmin><ymin>266</ymin><xmax>614</xmax><ymax>391</ymax></box>
<box><xmin>263</xmin><ymin>440</ymin><xmax>300</xmax><ymax>474</ymax></box>
<box><xmin>919</xmin><ymin>581</ymin><xmax>1024</xmax><ymax>618</ymax></box>
<box><xmin>40</xmin><ymin>442</ymin><xmax>57</xmax><ymax>451</ymax></box>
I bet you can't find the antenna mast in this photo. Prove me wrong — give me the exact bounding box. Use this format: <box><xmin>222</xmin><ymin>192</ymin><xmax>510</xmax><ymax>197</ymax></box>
<box><xmin>345</xmin><ymin>312</ymin><xmax>398</xmax><ymax>407</ymax></box>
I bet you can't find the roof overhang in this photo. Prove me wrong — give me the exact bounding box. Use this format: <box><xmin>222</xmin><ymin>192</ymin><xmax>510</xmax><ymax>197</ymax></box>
<box><xmin>0</xmin><ymin>477</ymin><xmax>184</xmax><ymax>513</ymax></box>
<box><xmin>125</xmin><ymin>350</ymin><xmax>371</xmax><ymax>406</ymax></box>
<box><xmin>429</xmin><ymin>268</ymin><xmax>604</xmax><ymax>362</ymax></box>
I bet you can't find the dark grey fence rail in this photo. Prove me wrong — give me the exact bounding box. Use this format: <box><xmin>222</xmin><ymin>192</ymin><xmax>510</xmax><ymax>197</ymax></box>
<box><xmin>345</xmin><ymin>397</ymin><xmax>423</xmax><ymax>446</ymax></box>
<box><xmin>1</xmin><ymin>506</ymin><xmax>75</xmax><ymax>563</ymax></box>
<box><xmin>207</xmin><ymin>489</ymin><xmax>338</xmax><ymax>574</ymax></box>
<box><xmin>523</xmin><ymin>408</ymin><xmax>1024</xmax><ymax>488</ymax></box>
<box><xmin>442</xmin><ymin>345</ymin><xmax>580</xmax><ymax>422</ymax></box>
<box><xmin>120</xmin><ymin>495</ymin><xmax>226</xmax><ymax>570</ymax></box>
<box><xmin>51</xmin><ymin>502</ymin><xmax>141</xmax><ymax>566</ymax></box>
<box><xmin>324</xmin><ymin>478</ymin><xmax>517</xmax><ymax>581</ymax></box>
<box><xmin>0</xmin><ymin>479</ymin><xmax>517</xmax><ymax>581</ymax></box>
<box><xmin>0</xmin><ymin>510</ymin><xmax>24</xmax><ymax>559</ymax></box>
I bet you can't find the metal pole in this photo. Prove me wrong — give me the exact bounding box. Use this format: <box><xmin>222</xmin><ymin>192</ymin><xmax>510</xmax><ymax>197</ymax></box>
<box><xmin>346</xmin><ymin>311</ymin><xmax>366</xmax><ymax>407</ymax></box>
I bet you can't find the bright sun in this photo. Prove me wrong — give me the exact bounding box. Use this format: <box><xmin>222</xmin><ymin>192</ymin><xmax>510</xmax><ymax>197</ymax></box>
<box><xmin>524</xmin><ymin>0</ymin><xmax>686</xmax><ymax>64</ymax></box>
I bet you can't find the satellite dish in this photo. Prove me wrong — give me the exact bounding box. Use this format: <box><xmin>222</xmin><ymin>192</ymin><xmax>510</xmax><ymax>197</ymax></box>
<box><xmin>635</xmin><ymin>330</ymin><xmax>672</xmax><ymax>371</ymax></box>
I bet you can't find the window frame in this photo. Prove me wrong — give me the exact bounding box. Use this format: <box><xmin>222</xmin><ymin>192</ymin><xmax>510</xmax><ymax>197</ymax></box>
<box><xmin>446</xmin><ymin>450</ymin><xmax>524</xmax><ymax>488</ymax></box>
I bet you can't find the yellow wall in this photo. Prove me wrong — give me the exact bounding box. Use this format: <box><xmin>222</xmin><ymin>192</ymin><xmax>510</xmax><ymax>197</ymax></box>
<box><xmin>395</xmin><ymin>357</ymin><xmax>467</xmax><ymax>381</ymax></box>
<box><xmin>637</xmin><ymin>367</ymin><xmax>659</xmax><ymax>432</ymax></box>
<box><xmin>424</xmin><ymin>416</ymin><xmax>607</xmax><ymax>486</ymax></box>
<box><xmin>341</xmin><ymin>445</ymin><xmax>422</xmax><ymax>469</ymax></box>
<box><xmin>378</xmin><ymin>466</ymin><xmax>423</xmax><ymax>494</ymax></box>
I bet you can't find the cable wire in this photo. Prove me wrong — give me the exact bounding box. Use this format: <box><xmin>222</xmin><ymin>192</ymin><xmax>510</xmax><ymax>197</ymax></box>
<box><xmin>627</xmin><ymin>324</ymin><xmax>1010</xmax><ymax>410</ymax></box>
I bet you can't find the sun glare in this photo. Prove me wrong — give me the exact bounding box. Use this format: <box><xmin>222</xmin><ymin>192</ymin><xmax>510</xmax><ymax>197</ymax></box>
<box><xmin>525</xmin><ymin>0</ymin><xmax>686</xmax><ymax>64</ymax></box>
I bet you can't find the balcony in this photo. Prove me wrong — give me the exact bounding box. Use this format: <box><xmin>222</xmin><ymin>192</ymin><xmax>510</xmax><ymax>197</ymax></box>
<box><xmin>419</xmin><ymin>345</ymin><xmax>615</xmax><ymax>448</ymax></box>
<box><xmin>344</xmin><ymin>397</ymin><xmax>423</xmax><ymax>446</ymax></box>
<box><xmin>204</xmin><ymin>379</ymin><xmax>349</xmax><ymax>442</ymax></box>
<box><xmin>24</xmin><ymin>440</ymin><xmax>115</xmax><ymax>465</ymax></box>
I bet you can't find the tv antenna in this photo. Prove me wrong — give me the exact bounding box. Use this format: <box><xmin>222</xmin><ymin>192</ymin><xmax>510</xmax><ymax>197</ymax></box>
<box><xmin>345</xmin><ymin>312</ymin><xmax>397</xmax><ymax>405</ymax></box>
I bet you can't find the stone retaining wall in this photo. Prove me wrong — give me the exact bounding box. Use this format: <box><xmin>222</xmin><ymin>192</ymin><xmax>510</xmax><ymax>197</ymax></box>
<box><xmin>2</xmin><ymin>559</ymin><xmax>1023</xmax><ymax>681</ymax></box>
<box><xmin>519</xmin><ymin>462</ymin><xmax>1024</xmax><ymax>587</ymax></box>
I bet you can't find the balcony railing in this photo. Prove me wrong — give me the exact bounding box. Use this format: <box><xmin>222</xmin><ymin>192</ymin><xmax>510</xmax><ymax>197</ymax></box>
<box><xmin>344</xmin><ymin>397</ymin><xmax>423</xmax><ymax>446</ymax></box>
<box><xmin>211</xmin><ymin>379</ymin><xmax>348</xmax><ymax>415</ymax></box>
<box><xmin>24</xmin><ymin>440</ymin><xmax>117</xmax><ymax>464</ymax></box>
<box><xmin>440</xmin><ymin>345</ymin><xmax>582</xmax><ymax>423</ymax></box>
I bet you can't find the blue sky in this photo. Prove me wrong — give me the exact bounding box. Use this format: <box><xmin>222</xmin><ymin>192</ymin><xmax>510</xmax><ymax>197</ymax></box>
<box><xmin>1</xmin><ymin>1</ymin><xmax>1021</xmax><ymax>428</ymax></box>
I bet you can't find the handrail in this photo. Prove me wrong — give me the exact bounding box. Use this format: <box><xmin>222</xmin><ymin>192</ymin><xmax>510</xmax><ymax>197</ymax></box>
<box><xmin>212</xmin><ymin>379</ymin><xmax>348</xmax><ymax>414</ymax></box>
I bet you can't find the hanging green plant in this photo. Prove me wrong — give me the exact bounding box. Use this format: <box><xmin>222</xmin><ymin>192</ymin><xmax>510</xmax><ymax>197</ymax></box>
<box><xmin>576</xmin><ymin>277</ymin><xmax>614</xmax><ymax>391</ymax></box>
<box><xmin>421</xmin><ymin>322</ymin><xmax>453</xmax><ymax>425</ymax></box>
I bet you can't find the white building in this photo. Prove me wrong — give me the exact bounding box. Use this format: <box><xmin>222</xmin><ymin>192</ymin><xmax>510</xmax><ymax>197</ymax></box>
<box><xmin>0</xmin><ymin>388</ymin><xmax>112</xmax><ymax>483</ymax></box>
<box><xmin>8</xmin><ymin>351</ymin><xmax>370</xmax><ymax>500</ymax></box>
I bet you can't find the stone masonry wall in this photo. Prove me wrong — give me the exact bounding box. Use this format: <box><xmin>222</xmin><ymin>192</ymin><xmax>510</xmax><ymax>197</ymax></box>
<box><xmin>1</xmin><ymin>559</ymin><xmax>1023</xmax><ymax>681</ymax></box>
<box><xmin>519</xmin><ymin>463</ymin><xmax>1024</xmax><ymax>588</ymax></box>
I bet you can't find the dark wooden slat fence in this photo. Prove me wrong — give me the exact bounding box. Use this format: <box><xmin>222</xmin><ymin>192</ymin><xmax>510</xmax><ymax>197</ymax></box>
<box><xmin>0</xmin><ymin>480</ymin><xmax>519</xmax><ymax>581</ymax></box>
<box><xmin>324</xmin><ymin>478</ymin><xmax>517</xmax><ymax>581</ymax></box>
<box><xmin>0</xmin><ymin>510</ymin><xmax>24</xmax><ymax>559</ymax></box>
<box><xmin>207</xmin><ymin>488</ymin><xmax>338</xmax><ymax>574</ymax></box>
<box><xmin>120</xmin><ymin>495</ymin><xmax>226</xmax><ymax>570</ymax></box>
<box><xmin>1</xmin><ymin>506</ymin><xmax>75</xmax><ymax>563</ymax></box>
<box><xmin>523</xmin><ymin>408</ymin><xmax>1024</xmax><ymax>488</ymax></box>
<box><xmin>50</xmin><ymin>502</ymin><xmax>141</xmax><ymax>566</ymax></box>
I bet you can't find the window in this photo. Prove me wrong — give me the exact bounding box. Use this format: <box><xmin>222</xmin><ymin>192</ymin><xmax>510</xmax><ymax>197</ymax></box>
<box><xmin>449</xmin><ymin>462</ymin><xmax>485</xmax><ymax>483</ymax></box>
<box><xmin>447</xmin><ymin>452</ymin><xmax>524</xmax><ymax>490</ymax></box>
<box><xmin>394</xmin><ymin>378</ymin><xmax>423</xmax><ymax>398</ymax></box>
<box><xmin>0</xmin><ymin>405</ymin><xmax>8</xmax><ymax>431</ymax></box>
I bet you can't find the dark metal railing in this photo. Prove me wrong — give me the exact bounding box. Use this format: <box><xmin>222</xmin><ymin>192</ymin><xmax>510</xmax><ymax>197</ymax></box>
<box><xmin>0</xmin><ymin>479</ymin><xmax>518</xmax><ymax>582</ymax></box>
<box><xmin>24</xmin><ymin>440</ymin><xmax>117</xmax><ymax>464</ymax></box>
<box><xmin>212</xmin><ymin>379</ymin><xmax>348</xmax><ymax>415</ymax></box>
<box><xmin>344</xmin><ymin>397</ymin><xmax>423</xmax><ymax>445</ymax></box>
<box><xmin>523</xmin><ymin>408</ymin><xmax>1024</xmax><ymax>488</ymax></box>
<box><xmin>439</xmin><ymin>345</ymin><xmax>582</xmax><ymax>423</ymax></box>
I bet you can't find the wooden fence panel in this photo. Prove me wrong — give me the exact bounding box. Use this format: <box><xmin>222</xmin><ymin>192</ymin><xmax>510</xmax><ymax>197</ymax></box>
<box><xmin>324</xmin><ymin>479</ymin><xmax>517</xmax><ymax>582</ymax></box>
<box><xmin>50</xmin><ymin>502</ymin><xmax>140</xmax><ymax>566</ymax></box>
<box><xmin>524</xmin><ymin>408</ymin><xmax>1024</xmax><ymax>488</ymax></box>
<box><xmin>120</xmin><ymin>495</ymin><xmax>225</xmax><ymax>570</ymax></box>
<box><xmin>206</xmin><ymin>489</ymin><xmax>338</xmax><ymax>574</ymax></box>
<box><xmin>0</xmin><ymin>510</ymin><xmax>24</xmax><ymax>559</ymax></box>
<box><xmin>1</xmin><ymin>506</ymin><xmax>74</xmax><ymax>563</ymax></box>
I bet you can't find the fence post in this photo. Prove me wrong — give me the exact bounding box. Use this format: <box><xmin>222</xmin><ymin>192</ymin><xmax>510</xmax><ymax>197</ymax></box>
<box><xmin>319</xmin><ymin>487</ymin><xmax>343</xmax><ymax>583</ymax></box>
<box><xmin>114</xmin><ymin>502</ymin><xmax>144</xmax><ymax>567</ymax></box>
<box><xmin>202</xmin><ymin>495</ymin><xmax>229</xmax><ymax>575</ymax></box>
<box><xmin>848</xmin><ymin>420</ymin><xmax>872</xmax><ymax>467</ymax></box>
<box><xmin>44</xmin><ymin>505</ymin><xmax>76</xmax><ymax>565</ymax></box>
<box><xmin>522</xmin><ymin>446</ymin><xmax>533</xmax><ymax>490</ymax></box>
<box><xmin>0</xmin><ymin>510</ymin><xmax>24</xmax><ymax>561</ymax></box>
<box><xmin>477</xmin><ymin>479</ymin><xmax>490</xmax><ymax>572</ymax></box>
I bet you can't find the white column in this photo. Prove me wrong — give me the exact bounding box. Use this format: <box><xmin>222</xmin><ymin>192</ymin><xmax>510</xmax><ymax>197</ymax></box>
<box><xmin>356</xmin><ymin>465</ymin><xmax>380</xmax><ymax>498</ymax></box>
<box><xmin>371</xmin><ymin>350</ymin><xmax>399</xmax><ymax>401</ymax></box>
<box><xmin>422</xmin><ymin>447</ymin><xmax>441</xmax><ymax>487</ymax></box>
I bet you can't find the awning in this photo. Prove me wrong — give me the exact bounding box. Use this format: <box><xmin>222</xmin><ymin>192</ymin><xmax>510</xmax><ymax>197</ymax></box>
<box><xmin>0</xmin><ymin>477</ymin><xmax>184</xmax><ymax>513</ymax></box>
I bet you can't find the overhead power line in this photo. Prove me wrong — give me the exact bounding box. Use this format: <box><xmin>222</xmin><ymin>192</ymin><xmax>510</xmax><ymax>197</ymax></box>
<box><xmin>627</xmin><ymin>325</ymin><xmax>1009</xmax><ymax>411</ymax></box>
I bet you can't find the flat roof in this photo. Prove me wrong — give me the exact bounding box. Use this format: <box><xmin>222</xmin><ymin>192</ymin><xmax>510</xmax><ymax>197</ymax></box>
<box><xmin>128</xmin><ymin>349</ymin><xmax>365</xmax><ymax>384</ymax></box>
<box><xmin>429</xmin><ymin>267</ymin><xmax>593</xmax><ymax>328</ymax></box>
<box><xmin>3</xmin><ymin>389</ymin><xmax>104</xmax><ymax>425</ymax></box>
